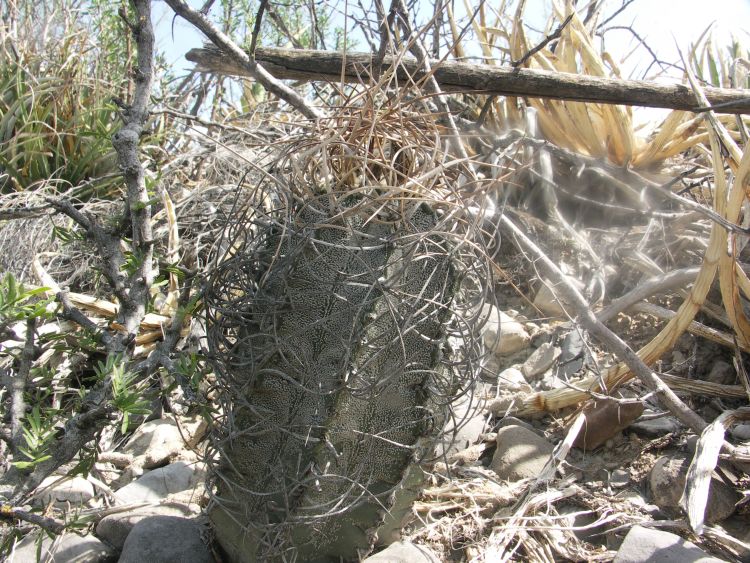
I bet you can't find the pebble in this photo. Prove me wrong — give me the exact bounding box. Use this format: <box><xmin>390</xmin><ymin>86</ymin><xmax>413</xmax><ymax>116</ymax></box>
<box><xmin>34</xmin><ymin>475</ymin><xmax>95</xmax><ymax>507</ymax></box>
<box><xmin>482</xmin><ymin>305</ymin><xmax>531</xmax><ymax>356</ymax></box>
<box><xmin>114</xmin><ymin>461</ymin><xmax>205</xmax><ymax>505</ymax></box>
<box><xmin>496</xmin><ymin>367</ymin><xmax>531</xmax><ymax>391</ymax></box>
<box><xmin>490</xmin><ymin>425</ymin><xmax>554</xmax><ymax>481</ymax></box>
<box><xmin>610</xmin><ymin>469</ymin><xmax>630</xmax><ymax>488</ymax></box>
<box><xmin>556</xmin><ymin>329</ymin><xmax>588</xmax><ymax>379</ymax></box>
<box><xmin>612</xmin><ymin>525</ymin><xmax>725</xmax><ymax>562</ymax></box>
<box><xmin>120</xmin><ymin>417</ymin><xmax>203</xmax><ymax>469</ymax></box>
<box><xmin>118</xmin><ymin>515</ymin><xmax>212</xmax><ymax>563</ymax></box>
<box><xmin>572</xmin><ymin>398</ymin><xmax>644</xmax><ymax>451</ymax></box>
<box><xmin>630</xmin><ymin>416</ymin><xmax>682</xmax><ymax>437</ymax></box>
<box><xmin>649</xmin><ymin>454</ymin><xmax>738</xmax><ymax>523</ymax></box>
<box><xmin>521</xmin><ymin>342</ymin><xmax>560</xmax><ymax>379</ymax></box>
<box><xmin>363</xmin><ymin>541</ymin><xmax>440</xmax><ymax>562</ymax></box>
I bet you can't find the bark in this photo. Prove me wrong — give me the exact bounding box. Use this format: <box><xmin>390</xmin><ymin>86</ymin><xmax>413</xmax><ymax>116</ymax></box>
<box><xmin>186</xmin><ymin>45</ymin><xmax>750</xmax><ymax>115</ymax></box>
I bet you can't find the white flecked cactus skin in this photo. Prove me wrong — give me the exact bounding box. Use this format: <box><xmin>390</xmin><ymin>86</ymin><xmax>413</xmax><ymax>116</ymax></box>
<box><xmin>203</xmin><ymin>102</ymin><xmax>492</xmax><ymax>562</ymax></box>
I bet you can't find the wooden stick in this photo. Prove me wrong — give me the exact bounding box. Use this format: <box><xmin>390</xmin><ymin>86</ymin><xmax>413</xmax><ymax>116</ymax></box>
<box><xmin>185</xmin><ymin>46</ymin><xmax>750</xmax><ymax>115</ymax></box>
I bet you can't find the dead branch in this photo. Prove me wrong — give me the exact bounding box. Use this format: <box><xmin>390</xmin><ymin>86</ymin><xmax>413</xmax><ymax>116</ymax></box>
<box><xmin>0</xmin><ymin>504</ymin><xmax>65</xmax><ymax>535</ymax></box>
<box><xmin>163</xmin><ymin>0</ymin><xmax>323</xmax><ymax>120</ymax></box>
<box><xmin>186</xmin><ymin>45</ymin><xmax>750</xmax><ymax>115</ymax></box>
<box><xmin>0</xmin><ymin>0</ymin><xmax>158</xmax><ymax>505</ymax></box>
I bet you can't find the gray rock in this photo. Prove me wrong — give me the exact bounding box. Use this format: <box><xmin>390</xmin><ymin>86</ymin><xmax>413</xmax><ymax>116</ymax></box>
<box><xmin>556</xmin><ymin>329</ymin><xmax>588</xmax><ymax>379</ymax></box>
<box><xmin>120</xmin><ymin>418</ymin><xmax>185</xmax><ymax>469</ymax></box>
<box><xmin>483</xmin><ymin>305</ymin><xmax>531</xmax><ymax>356</ymax></box>
<box><xmin>521</xmin><ymin>342</ymin><xmax>561</xmax><ymax>379</ymax></box>
<box><xmin>730</xmin><ymin>423</ymin><xmax>750</xmax><ymax>441</ymax></box>
<box><xmin>8</xmin><ymin>530</ymin><xmax>113</xmax><ymax>562</ymax></box>
<box><xmin>496</xmin><ymin>367</ymin><xmax>531</xmax><ymax>392</ymax></box>
<box><xmin>363</xmin><ymin>541</ymin><xmax>440</xmax><ymax>562</ymax></box>
<box><xmin>118</xmin><ymin>516</ymin><xmax>212</xmax><ymax>563</ymax></box>
<box><xmin>96</xmin><ymin>500</ymin><xmax>200</xmax><ymax>549</ymax></box>
<box><xmin>612</xmin><ymin>525</ymin><xmax>725</xmax><ymax>562</ymax></box>
<box><xmin>490</xmin><ymin>425</ymin><xmax>554</xmax><ymax>481</ymax></box>
<box><xmin>34</xmin><ymin>475</ymin><xmax>95</xmax><ymax>507</ymax></box>
<box><xmin>114</xmin><ymin>461</ymin><xmax>204</xmax><ymax>505</ymax></box>
<box><xmin>650</xmin><ymin>455</ymin><xmax>738</xmax><ymax>523</ymax></box>
<box><xmin>706</xmin><ymin>361</ymin><xmax>735</xmax><ymax>385</ymax></box>
<box><xmin>495</xmin><ymin>416</ymin><xmax>539</xmax><ymax>435</ymax></box>
<box><xmin>615</xmin><ymin>490</ymin><xmax>655</xmax><ymax>511</ymax></box>
<box><xmin>610</xmin><ymin>469</ymin><xmax>630</xmax><ymax>488</ymax></box>
<box><xmin>631</xmin><ymin>415</ymin><xmax>682</xmax><ymax>437</ymax></box>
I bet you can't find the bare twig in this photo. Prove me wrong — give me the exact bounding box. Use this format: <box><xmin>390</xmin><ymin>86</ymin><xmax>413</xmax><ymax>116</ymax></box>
<box><xmin>512</xmin><ymin>13</ymin><xmax>574</xmax><ymax>68</ymax></box>
<box><xmin>163</xmin><ymin>0</ymin><xmax>323</xmax><ymax>120</ymax></box>
<box><xmin>266</xmin><ymin>3</ymin><xmax>304</xmax><ymax>50</ymax></box>
<box><xmin>597</xmin><ymin>0</ymin><xmax>638</xmax><ymax>30</ymax></box>
<box><xmin>248</xmin><ymin>0</ymin><xmax>268</xmax><ymax>58</ymax></box>
<box><xmin>0</xmin><ymin>504</ymin><xmax>65</xmax><ymax>535</ymax></box>
<box><xmin>596</xmin><ymin>267</ymin><xmax>701</xmax><ymax>323</ymax></box>
<box><xmin>43</xmin><ymin>199</ymin><xmax>129</xmax><ymax>315</ymax></box>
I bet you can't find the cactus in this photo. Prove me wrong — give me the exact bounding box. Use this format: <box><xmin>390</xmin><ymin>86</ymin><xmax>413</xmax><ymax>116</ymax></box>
<box><xmin>204</xmin><ymin>101</ymin><xmax>490</xmax><ymax>562</ymax></box>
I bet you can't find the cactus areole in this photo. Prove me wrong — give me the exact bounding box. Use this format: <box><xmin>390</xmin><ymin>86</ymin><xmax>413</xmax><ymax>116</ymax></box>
<box><xmin>204</xmin><ymin>101</ymin><xmax>491</xmax><ymax>562</ymax></box>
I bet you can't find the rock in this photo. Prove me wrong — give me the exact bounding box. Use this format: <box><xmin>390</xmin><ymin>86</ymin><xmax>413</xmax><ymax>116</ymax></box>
<box><xmin>612</xmin><ymin>525</ymin><xmax>725</xmax><ymax>562</ymax></box>
<box><xmin>521</xmin><ymin>342</ymin><xmax>561</xmax><ymax>379</ymax></box>
<box><xmin>615</xmin><ymin>490</ymin><xmax>657</xmax><ymax>513</ymax></box>
<box><xmin>483</xmin><ymin>306</ymin><xmax>531</xmax><ymax>356</ymax></box>
<box><xmin>533</xmin><ymin>278</ymin><xmax>584</xmax><ymax>318</ymax></box>
<box><xmin>448</xmin><ymin>443</ymin><xmax>485</xmax><ymax>465</ymax></box>
<box><xmin>488</xmin><ymin>392</ymin><xmax>529</xmax><ymax>417</ymax></box>
<box><xmin>9</xmin><ymin>530</ymin><xmax>114</xmax><ymax>562</ymax></box>
<box><xmin>495</xmin><ymin>416</ymin><xmax>538</xmax><ymax>435</ymax></box>
<box><xmin>630</xmin><ymin>416</ymin><xmax>682</xmax><ymax>437</ymax></box>
<box><xmin>610</xmin><ymin>469</ymin><xmax>630</xmax><ymax>488</ymax></box>
<box><xmin>497</xmin><ymin>367</ymin><xmax>531</xmax><ymax>391</ymax></box>
<box><xmin>34</xmin><ymin>475</ymin><xmax>95</xmax><ymax>507</ymax></box>
<box><xmin>490</xmin><ymin>425</ymin><xmax>554</xmax><ymax>481</ymax></box>
<box><xmin>649</xmin><ymin>455</ymin><xmax>738</xmax><ymax>523</ymax></box>
<box><xmin>556</xmin><ymin>329</ymin><xmax>588</xmax><ymax>379</ymax></box>
<box><xmin>96</xmin><ymin>500</ymin><xmax>200</xmax><ymax>549</ymax></box>
<box><xmin>120</xmin><ymin>418</ymin><xmax>186</xmax><ymax>469</ymax></box>
<box><xmin>118</xmin><ymin>515</ymin><xmax>212</xmax><ymax>563</ymax></box>
<box><xmin>572</xmin><ymin>398</ymin><xmax>644</xmax><ymax>451</ymax></box>
<box><xmin>730</xmin><ymin>423</ymin><xmax>750</xmax><ymax>441</ymax></box>
<box><xmin>706</xmin><ymin>361</ymin><xmax>735</xmax><ymax>385</ymax></box>
<box><xmin>363</xmin><ymin>541</ymin><xmax>440</xmax><ymax>562</ymax></box>
<box><xmin>114</xmin><ymin>461</ymin><xmax>205</xmax><ymax>505</ymax></box>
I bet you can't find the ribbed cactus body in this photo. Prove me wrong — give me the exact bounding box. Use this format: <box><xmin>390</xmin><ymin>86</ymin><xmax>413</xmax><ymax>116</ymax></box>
<box><xmin>207</xmin><ymin>198</ymin><xmax>458</xmax><ymax>561</ymax></box>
